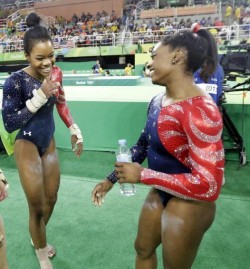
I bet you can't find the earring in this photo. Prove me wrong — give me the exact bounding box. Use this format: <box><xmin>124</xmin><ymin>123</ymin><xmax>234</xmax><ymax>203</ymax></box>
<box><xmin>172</xmin><ymin>60</ymin><xmax>176</xmax><ymax>64</ymax></box>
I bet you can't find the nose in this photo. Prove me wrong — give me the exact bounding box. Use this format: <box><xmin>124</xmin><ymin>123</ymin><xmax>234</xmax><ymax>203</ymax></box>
<box><xmin>43</xmin><ymin>58</ymin><xmax>52</xmax><ymax>66</ymax></box>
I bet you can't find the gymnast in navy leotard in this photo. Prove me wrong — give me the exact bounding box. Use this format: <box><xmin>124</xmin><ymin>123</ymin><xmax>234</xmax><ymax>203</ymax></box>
<box><xmin>3</xmin><ymin>70</ymin><xmax>57</xmax><ymax>156</ymax></box>
<box><xmin>92</xmin><ymin>30</ymin><xmax>224</xmax><ymax>269</ymax></box>
<box><xmin>1</xmin><ymin>13</ymin><xmax>83</xmax><ymax>269</ymax></box>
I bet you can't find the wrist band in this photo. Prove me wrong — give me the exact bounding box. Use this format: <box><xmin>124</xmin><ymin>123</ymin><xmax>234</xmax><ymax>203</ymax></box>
<box><xmin>69</xmin><ymin>123</ymin><xmax>83</xmax><ymax>144</ymax></box>
<box><xmin>26</xmin><ymin>88</ymin><xmax>48</xmax><ymax>114</ymax></box>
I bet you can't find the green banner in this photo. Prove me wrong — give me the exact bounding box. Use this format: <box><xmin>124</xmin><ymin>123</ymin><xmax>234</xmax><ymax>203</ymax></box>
<box><xmin>64</xmin><ymin>45</ymin><xmax>138</xmax><ymax>58</ymax></box>
<box><xmin>2</xmin><ymin>52</ymin><xmax>26</xmax><ymax>61</ymax></box>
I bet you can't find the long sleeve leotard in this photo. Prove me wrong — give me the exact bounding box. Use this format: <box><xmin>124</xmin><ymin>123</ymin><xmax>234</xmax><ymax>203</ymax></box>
<box><xmin>2</xmin><ymin>66</ymin><xmax>74</xmax><ymax>156</ymax></box>
<box><xmin>108</xmin><ymin>93</ymin><xmax>224</xmax><ymax>202</ymax></box>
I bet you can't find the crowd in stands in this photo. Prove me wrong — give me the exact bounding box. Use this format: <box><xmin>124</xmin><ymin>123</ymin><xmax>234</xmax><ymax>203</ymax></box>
<box><xmin>1</xmin><ymin>1</ymin><xmax>250</xmax><ymax>53</ymax></box>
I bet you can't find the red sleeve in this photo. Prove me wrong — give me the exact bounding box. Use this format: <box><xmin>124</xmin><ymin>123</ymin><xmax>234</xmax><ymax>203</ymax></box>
<box><xmin>140</xmin><ymin>98</ymin><xmax>224</xmax><ymax>202</ymax></box>
<box><xmin>52</xmin><ymin>66</ymin><xmax>74</xmax><ymax>127</ymax></box>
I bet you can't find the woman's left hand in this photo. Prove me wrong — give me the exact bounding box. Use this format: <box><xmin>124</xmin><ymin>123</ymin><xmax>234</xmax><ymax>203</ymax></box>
<box><xmin>115</xmin><ymin>162</ymin><xmax>143</xmax><ymax>184</ymax></box>
<box><xmin>71</xmin><ymin>135</ymin><xmax>83</xmax><ymax>157</ymax></box>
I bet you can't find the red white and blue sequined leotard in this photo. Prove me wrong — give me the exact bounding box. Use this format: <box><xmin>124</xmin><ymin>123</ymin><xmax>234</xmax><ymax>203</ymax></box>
<box><xmin>108</xmin><ymin>92</ymin><xmax>224</xmax><ymax>202</ymax></box>
<box><xmin>2</xmin><ymin>66</ymin><xmax>74</xmax><ymax>156</ymax></box>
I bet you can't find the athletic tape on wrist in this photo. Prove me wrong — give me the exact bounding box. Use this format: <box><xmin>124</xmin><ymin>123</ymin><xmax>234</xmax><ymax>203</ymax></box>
<box><xmin>26</xmin><ymin>89</ymin><xmax>48</xmax><ymax>113</ymax></box>
<box><xmin>69</xmin><ymin>123</ymin><xmax>83</xmax><ymax>144</ymax></box>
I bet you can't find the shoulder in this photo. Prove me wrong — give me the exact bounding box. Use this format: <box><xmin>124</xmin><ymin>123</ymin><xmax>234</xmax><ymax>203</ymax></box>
<box><xmin>182</xmin><ymin>97</ymin><xmax>222</xmax><ymax>132</ymax></box>
<box><xmin>52</xmin><ymin>65</ymin><xmax>62</xmax><ymax>74</ymax></box>
<box><xmin>4</xmin><ymin>70</ymin><xmax>23</xmax><ymax>87</ymax></box>
<box><xmin>52</xmin><ymin>65</ymin><xmax>63</xmax><ymax>81</ymax></box>
<box><xmin>147</xmin><ymin>92</ymin><xmax>164</xmax><ymax>114</ymax></box>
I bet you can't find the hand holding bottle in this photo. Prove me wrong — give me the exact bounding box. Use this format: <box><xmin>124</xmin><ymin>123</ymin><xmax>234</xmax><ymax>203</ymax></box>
<box><xmin>115</xmin><ymin>162</ymin><xmax>143</xmax><ymax>184</ymax></box>
<box><xmin>116</xmin><ymin>139</ymin><xmax>137</xmax><ymax>196</ymax></box>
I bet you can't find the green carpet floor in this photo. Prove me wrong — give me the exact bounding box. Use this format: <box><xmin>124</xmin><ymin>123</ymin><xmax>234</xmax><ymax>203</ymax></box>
<box><xmin>0</xmin><ymin>149</ymin><xmax>250</xmax><ymax>269</ymax></box>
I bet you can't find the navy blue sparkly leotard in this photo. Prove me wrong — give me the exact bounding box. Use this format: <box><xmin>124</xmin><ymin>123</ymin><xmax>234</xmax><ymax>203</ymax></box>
<box><xmin>2</xmin><ymin>66</ymin><xmax>74</xmax><ymax>156</ymax></box>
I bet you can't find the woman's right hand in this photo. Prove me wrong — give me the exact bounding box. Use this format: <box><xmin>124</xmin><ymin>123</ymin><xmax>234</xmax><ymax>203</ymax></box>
<box><xmin>91</xmin><ymin>179</ymin><xmax>114</xmax><ymax>207</ymax></box>
<box><xmin>40</xmin><ymin>76</ymin><xmax>60</xmax><ymax>98</ymax></box>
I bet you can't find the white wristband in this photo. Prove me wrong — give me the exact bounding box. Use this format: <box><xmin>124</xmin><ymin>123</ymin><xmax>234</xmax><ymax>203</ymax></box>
<box><xmin>26</xmin><ymin>88</ymin><xmax>48</xmax><ymax>114</ymax></box>
<box><xmin>69</xmin><ymin>123</ymin><xmax>83</xmax><ymax>144</ymax></box>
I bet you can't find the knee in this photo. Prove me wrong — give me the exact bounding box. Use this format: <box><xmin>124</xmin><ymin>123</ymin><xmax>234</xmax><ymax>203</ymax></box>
<box><xmin>134</xmin><ymin>239</ymin><xmax>155</xmax><ymax>260</ymax></box>
<box><xmin>45</xmin><ymin>192</ymin><xmax>58</xmax><ymax>207</ymax></box>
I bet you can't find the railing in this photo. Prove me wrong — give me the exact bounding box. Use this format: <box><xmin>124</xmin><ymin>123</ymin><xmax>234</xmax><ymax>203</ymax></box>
<box><xmin>1</xmin><ymin>23</ymin><xmax>250</xmax><ymax>53</ymax></box>
<box><xmin>139</xmin><ymin>4</ymin><xmax>219</xmax><ymax>19</ymax></box>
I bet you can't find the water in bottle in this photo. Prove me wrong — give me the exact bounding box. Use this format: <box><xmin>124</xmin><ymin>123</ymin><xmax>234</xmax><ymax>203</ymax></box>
<box><xmin>116</xmin><ymin>139</ymin><xmax>136</xmax><ymax>196</ymax></box>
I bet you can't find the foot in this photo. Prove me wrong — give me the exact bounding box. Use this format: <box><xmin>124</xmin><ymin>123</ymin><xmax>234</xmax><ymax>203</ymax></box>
<box><xmin>31</xmin><ymin>239</ymin><xmax>56</xmax><ymax>259</ymax></box>
<box><xmin>47</xmin><ymin>244</ymin><xmax>56</xmax><ymax>258</ymax></box>
<box><xmin>35</xmin><ymin>247</ymin><xmax>53</xmax><ymax>269</ymax></box>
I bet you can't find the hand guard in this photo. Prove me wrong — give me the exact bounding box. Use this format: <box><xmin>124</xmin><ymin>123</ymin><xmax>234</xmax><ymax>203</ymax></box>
<box><xmin>26</xmin><ymin>88</ymin><xmax>48</xmax><ymax>114</ymax></box>
<box><xmin>69</xmin><ymin>123</ymin><xmax>83</xmax><ymax>144</ymax></box>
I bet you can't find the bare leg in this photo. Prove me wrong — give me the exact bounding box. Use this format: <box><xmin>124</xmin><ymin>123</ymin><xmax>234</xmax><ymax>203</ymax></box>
<box><xmin>14</xmin><ymin>138</ymin><xmax>59</xmax><ymax>268</ymax></box>
<box><xmin>41</xmin><ymin>139</ymin><xmax>60</xmax><ymax>226</ymax></box>
<box><xmin>14</xmin><ymin>139</ymin><xmax>47</xmax><ymax>249</ymax></box>
<box><xmin>135</xmin><ymin>188</ymin><xmax>165</xmax><ymax>269</ymax></box>
<box><xmin>0</xmin><ymin>216</ymin><xmax>8</xmax><ymax>269</ymax></box>
<box><xmin>162</xmin><ymin>198</ymin><xmax>216</xmax><ymax>269</ymax></box>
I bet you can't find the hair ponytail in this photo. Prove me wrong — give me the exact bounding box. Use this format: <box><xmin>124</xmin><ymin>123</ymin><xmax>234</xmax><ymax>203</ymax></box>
<box><xmin>193</xmin><ymin>26</ymin><xmax>218</xmax><ymax>82</ymax></box>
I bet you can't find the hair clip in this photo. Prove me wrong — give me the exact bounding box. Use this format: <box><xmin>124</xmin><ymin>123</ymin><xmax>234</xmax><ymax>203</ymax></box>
<box><xmin>191</xmin><ymin>23</ymin><xmax>201</xmax><ymax>33</ymax></box>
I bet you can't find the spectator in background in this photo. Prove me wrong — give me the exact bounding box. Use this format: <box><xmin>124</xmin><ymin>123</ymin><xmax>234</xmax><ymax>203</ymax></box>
<box><xmin>92</xmin><ymin>60</ymin><xmax>103</xmax><ymax>74</ymax></box>
<box><xmin>124</xmin><ymin>63</ymin><xmax>134</xmax><ymax>76</ymax></box>
<box><xmin>224</xmin><ymin>3</ymin><xmax>233</xmax><ymax>25</ymax></box>
<box><xmin>105</xmin><ymin>70</ymin><xmax>112</xmax><ymax>76</ymax></box>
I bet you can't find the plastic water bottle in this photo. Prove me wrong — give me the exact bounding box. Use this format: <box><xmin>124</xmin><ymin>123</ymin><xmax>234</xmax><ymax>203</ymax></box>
<box><xmin>116</xmin><ymin>139</ymin><xmax>136</xmax><ymax>196</ymax></box>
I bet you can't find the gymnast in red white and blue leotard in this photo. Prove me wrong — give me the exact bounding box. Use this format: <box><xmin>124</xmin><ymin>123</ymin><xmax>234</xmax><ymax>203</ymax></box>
<box><xmin>92</xmin><ymin>29</ymin><xmax>225</xmax><ymax>269</ymax></box>
<box><xmin>2</xmin><ymin>66</ymin><xmax>74</xmax><ymax>156</ymax></box>
<box><xmin>1</xmin><ymin>13</ymin><xmax>83</xmax><ymax>269</ymax></box>
<box><xmin>107</xmin><ymin>92</ymin><xmax>224</xmax><ymax>203</ymax></box>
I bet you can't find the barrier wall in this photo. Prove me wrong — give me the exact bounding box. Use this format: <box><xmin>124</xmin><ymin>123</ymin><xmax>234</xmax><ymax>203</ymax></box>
<box><xmin>1</xmin><ymin>75</ymin><xmax>249</xmax><ymax>162</ymax></box>
<box><xmin>52</xmin><ymin>78</ymin><xmax>250</xmax><ymax>163</ymax></box>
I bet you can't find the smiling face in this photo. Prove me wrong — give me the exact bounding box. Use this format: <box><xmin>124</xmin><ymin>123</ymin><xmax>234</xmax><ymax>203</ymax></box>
<box><xmin>148</xmin><ymin>42</ymin><xmax>176</xmax><ymax>86</ymax></box>
<box><xmin>25</xmin><ymin>40</ymin><xmax>55</xmax><ymax>81</ymax></box>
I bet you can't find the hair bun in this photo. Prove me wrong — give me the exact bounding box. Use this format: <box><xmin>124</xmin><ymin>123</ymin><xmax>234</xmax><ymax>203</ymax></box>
<box><xmin>26</xmin><ymin>13</ymin><xmax>42</xmax><ymax>28</ymax></box>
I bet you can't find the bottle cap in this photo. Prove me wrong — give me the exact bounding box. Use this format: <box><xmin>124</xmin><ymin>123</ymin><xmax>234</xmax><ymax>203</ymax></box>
<box><xmin>118</xmin><ymin>139</ymin><xmax>126</xmax><ymax>145</ymax></box>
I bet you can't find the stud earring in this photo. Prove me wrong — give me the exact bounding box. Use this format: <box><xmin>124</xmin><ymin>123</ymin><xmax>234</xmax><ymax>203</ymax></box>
<box><xmin>172</xmin><ymin>60</ymin><xmax>176</xmax><ymax>64</ymax></box>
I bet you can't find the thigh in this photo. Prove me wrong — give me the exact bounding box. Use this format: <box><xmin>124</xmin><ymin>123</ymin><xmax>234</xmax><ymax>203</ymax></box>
<box><xmin>162</xmin><ymin>198</ymin><xmax>216</xmax><ymax>269</ymax></box>
<box><xmin>41</xmin><ymin>138</ymin><xmax>60</xmax><ymax>198</ymax></box>
<box><xmin>14</xmin><ymin>139</ymin><xmax>44</xmax><ymax>204</ymax></box>
<box><xmin>135</xmin><ymin>188</ymin><xmax>165</xmax><ymax>254</ymax></box>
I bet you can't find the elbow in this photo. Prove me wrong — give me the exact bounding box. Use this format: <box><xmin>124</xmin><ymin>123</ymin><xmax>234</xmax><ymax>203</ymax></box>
<box><xmin>3</xmin><ymin>122</ymin><xmax>16</xmax><ymax>134</ymax></box>
<box><xmin>5</xmin><ymin>125</ymin><xmax>15</xmax><ymax>134</ymax></box>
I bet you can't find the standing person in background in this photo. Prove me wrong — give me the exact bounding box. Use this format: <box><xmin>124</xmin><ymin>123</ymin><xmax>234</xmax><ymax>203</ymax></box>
<box><xmin>0</xmin><ymin>169</ymin><xmax>9</xmax><ymax>269</ymax></box>
<box><xmin>2</xmin><ymin>13</ymin><xmax>83</xmax><ymax>269</ymax></box>
<box><xmin>224</xmin><ymin>3</ymin><xmax>233</xmax><ymax>25</ymax></box>
<box><xmin>92</xmin><ymin>60</ymin><xmax>103</xmax><ymax>74</ymax></box>
<box><xmin>193</xmin><ymin>23</ymin><xmax>224</xmax><ymax>105</ymax></box>
<box><xmin>193</xmin><ymin>23</ymin><xmax>225</xmax><ymax>185</ymax></box>
<box><xmin>124</xmin><ymin>63</ymin><xmax>134</xmax><ymax>76</ymax></box>
<box><xmin>92</xmin><ymin>29</ymin><xmax>224</xmax><ymax>269</ymax></box>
